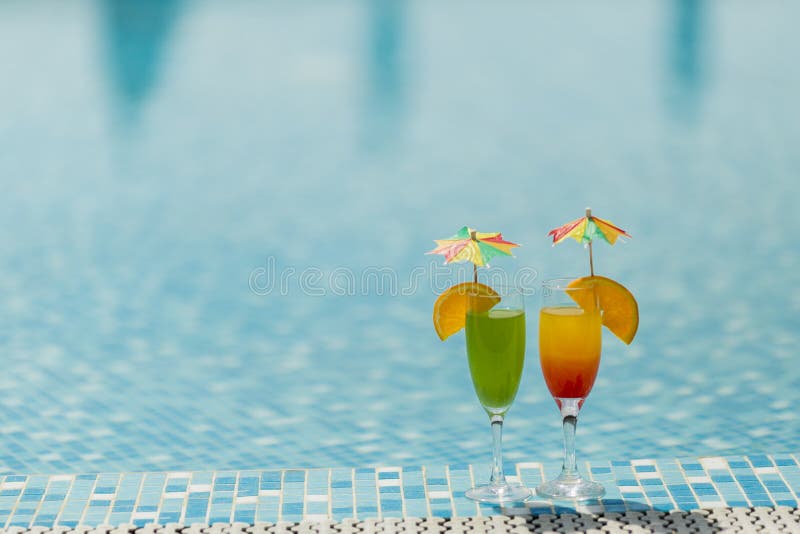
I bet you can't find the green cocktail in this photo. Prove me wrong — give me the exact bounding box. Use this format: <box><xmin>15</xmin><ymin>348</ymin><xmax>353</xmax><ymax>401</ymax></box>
<box><xmin>462</xmin><ymin>285</ymin><xmax>530</xmax><ymax>504</ymax></box>
<box><xmin>466</xmin><ymin>309</ymin><xmax>526</xmax><ymax>415</ymax></box>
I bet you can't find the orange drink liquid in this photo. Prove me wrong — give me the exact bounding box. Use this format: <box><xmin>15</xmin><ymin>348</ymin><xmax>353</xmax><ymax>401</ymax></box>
<box><xmin>539</xmin><ymin>305</ymin><xmax>602</xmax><ymax>399</ymax></box>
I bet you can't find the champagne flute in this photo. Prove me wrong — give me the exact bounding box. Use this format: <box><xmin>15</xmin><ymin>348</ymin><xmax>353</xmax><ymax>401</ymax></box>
<box><xmin>464</xmin><ymin>284</ymin><xmax>531</xmax><ymax>504</ymax></box>
<box><xmin>537</xmin><ymin>278</ymin><xmax>604</xmax><ymax>500</ymax></box>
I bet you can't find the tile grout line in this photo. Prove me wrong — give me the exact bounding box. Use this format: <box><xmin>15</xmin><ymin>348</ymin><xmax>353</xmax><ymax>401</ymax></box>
<box><xmin>467</xmin><ymin>463</ymin><xmax>479</xmax><ymax>517</ymax></box>
<box><xmin>79</xmin><ymin>474</ymin><xmax>100</xmax><ymax>527</ymax></box>
<box><xmin>444</xmin><ymin>464</ymin><xmax>454</xmax><ymax>518</ymax></box>
<box><xmin>422</xmin><ymin>465</ymin><xmax>431</xmax><ymax>519</ymax></box>
<box><xmin>350</xmin><ymin>467</ymin><xmax>357</xmax><ymax>521</ymax></box>
<box><xmin>730</xmin><ymin>457</ymin><xmax>753</xmax><ymax>508</ymax></box>
<box><xmin>29</xmin><ymin>475</ymin><xmax>49</xmax><ymax>527</ymax></box>
<box><xmin>51</xmin><ymin>475</ymin><xmax>74</xmax><ymax>528</ymax></box>
<box><xmin>326</xmin><ymin>468</ymin><xmax>332</xmax><ymax>521</ymax></box>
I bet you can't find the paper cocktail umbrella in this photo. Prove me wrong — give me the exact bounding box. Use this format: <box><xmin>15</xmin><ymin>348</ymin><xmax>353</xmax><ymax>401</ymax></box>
<box><xmin>548</xmin><ymin>208</ymin><xmax>630</xmax><ymax>275</ymax></box>
<box><xmin>427</xmin><ymin>226</ymin><xmax>519</xmax><ymax>282</ymax></box>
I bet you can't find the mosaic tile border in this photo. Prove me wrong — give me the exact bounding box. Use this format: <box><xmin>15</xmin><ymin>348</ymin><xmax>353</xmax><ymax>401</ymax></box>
<box><xmin>0</xmin><ymin>453</ymin><xmax>797</xmax><ymax>528</ymax></box>
<box><xmin>4</xmin><ymin>509</ymin><xmax>800</xmax><ymax>533</ymax></box>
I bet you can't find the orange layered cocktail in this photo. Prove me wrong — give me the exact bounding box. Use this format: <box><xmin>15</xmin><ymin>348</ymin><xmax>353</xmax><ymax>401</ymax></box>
<box><xmin>539</xmin><ymin>304</ymin><xmax>601</xmax><ymax>399</ymax></box>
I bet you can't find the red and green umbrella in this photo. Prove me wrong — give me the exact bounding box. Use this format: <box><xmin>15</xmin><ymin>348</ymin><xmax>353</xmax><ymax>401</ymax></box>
<box><xmin>428</xmin><ymin>226</ymin><xmax>519</xmax><ymax>282</ymax></box>
<box><xmin>548</xmin><ymin>208</ymin><xmax>630</xmax><ymax>275</ymax></box>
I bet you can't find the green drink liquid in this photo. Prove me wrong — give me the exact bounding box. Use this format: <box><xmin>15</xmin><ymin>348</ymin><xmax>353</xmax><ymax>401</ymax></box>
<box><xmin>465</xmin><ymin>308</ymin><xmax>526</xmax><ymax>416</ymax></box>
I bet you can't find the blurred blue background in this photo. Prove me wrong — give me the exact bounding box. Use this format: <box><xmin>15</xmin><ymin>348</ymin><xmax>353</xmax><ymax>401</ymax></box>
<box><xmin>0</xmin><ymin>0</ymin><xmax>798</xmax><ymax>474</ymax></box>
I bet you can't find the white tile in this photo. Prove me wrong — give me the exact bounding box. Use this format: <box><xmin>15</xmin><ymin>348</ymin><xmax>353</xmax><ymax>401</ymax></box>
<box><xmin>188</xmin><ymin>484</ymin><xmax>211</xmax><ymax>492</ymax></box>
<box><xmin>578</xmin><ymin>504</ymin><xmax>604</xmax><ymax>514</ymax></box>
<box><xmin>306</xmin><ymin>494</ymin><xmax>328</xmax><ymax>502</ymax></box>
<box><xmin>164</xmin><ymin>491</ymin><xmax>186</xmax><ymax>499</ymax></box>
<box><xmin>132</xmin><ymin>512</ymin><xmax>157</xmax><ymax>520</ymax></box>
<box><xmin>687</xmin><ymin>476</ymin><xmax>710</xmax><ymax>483</ymax></box>
<box><xmin>631</xmin><ymin>459</ymin><xmax>657</xmax><ymax>466</ymax></box>
<box><xmin>754</xmin><ymin>467</ymin><xmax>778</xmax><ymax>475</ymax></box>
<box><xmin>168</xmin><ymin>472</ymin><xmax>193</xmax><ymax>479</ymax></box>
<box><xmin>1</xmin><ymin>482</ymin><xmax>24</xmax><ymax>490</ymax></box>
<box><xmin>305</xmin><ymin>514</ymin><xmax>330</xmax><ymax>522</ymax></box>
<box><xmin>50</xmin><ymin>475</ymin><xmax>74</xmax><ymax>482</ymax></box>
<box><xmin>377</xmin><ymin>478</ymin><xmax>401</xmax><ymax>487</ymax></box>
<box><xmin>618</xmin><ymin>485</ymin><xmax>640</xmax><ymax>493</ymax></box>
<box><xmin>90</xmin><ymin>493</ymin><xmax>114</xmax><ymax>500</ymax></box>
<box><xmin>524</xmin><ymin>499</ymin><xmax>552</xmax><ymax>509</ymax></box>
<box><xmin>259</xmin><ymin>489</ymin><xmax>281</xmax><ymax>497</ymax></box>
<box><xmin>700</xmin><ymin>457</ymin><xmax>728</xmax><ymax>470</ymax></box>
<box><xmin>236</xmin><ymin>496</ymin><xmax>257</xmax><ymax>504</ymax></box>
<box><xmin>427</xmin><ymin>490</ymin><xmax>451</xmax><ymax>499</ymax></box>
<box><xmin>697</xmin><ymin>501</ymin><xmax>726</xmax><ymax>508</ymax></box>
<box><xmin>637</xmin><ymin>471</ymin><xmax>661</xmax><ymax>479</ymax></box>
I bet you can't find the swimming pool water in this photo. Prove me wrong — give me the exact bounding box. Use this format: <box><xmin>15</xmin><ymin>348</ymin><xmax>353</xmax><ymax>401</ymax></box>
<box><xmin>0</xmin><ymin>1</ymin><xmax>799</xmax><ymax>475</ymax></box>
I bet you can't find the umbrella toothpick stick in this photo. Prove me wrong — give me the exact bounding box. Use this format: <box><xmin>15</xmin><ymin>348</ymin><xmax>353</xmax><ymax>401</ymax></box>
<box><xmin>586</xmin><ymin>208</ymin><xmax>595</xmax><ymax>276</ymax></box>
<box><xmin>470</xmin><ymin>230</ymin><xmax>478</xmax><ymax>283</ymax></box>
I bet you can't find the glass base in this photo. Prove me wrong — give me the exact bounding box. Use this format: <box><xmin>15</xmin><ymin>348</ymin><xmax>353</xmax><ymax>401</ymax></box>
<box><xmin>536</xmin><ymin>477</ymin><xmax>605</xmax><ymax>501</ymax></box>
<box><xmin>465</xmin><ymin>483</ymin><xmax>532</xmax><ymax>504</ymax></box>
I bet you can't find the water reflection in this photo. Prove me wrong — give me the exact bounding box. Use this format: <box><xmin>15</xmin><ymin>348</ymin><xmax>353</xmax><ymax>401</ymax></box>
<box><xmin>666</xmin><ymin>0</ymin><xmax>707</xmax><ymax>122</ymax></box>
<box><xmin>362</xmin><ymin>0</ymin><xmax>407</xmax><ymax>151</ymax></box>
<box><xmin>99</xmin><ymin>0</ymin><xmax>183</xmax><ymax>126</ymax></box>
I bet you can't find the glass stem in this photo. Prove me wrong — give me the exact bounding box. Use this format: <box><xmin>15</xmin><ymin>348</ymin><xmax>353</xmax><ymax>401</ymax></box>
<box><xmin>489</xmin><ymin>414</ymin><xmax>506</xmax><ymax>486</ymax></box>
<box><xmin>561</xmin><ymin>415</ymin><xmax>579</xmax><ymax>480</ymax></box>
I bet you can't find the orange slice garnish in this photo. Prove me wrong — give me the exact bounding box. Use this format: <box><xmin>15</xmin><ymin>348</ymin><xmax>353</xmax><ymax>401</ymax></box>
<box><xmin>567</xmin><ymin>275</ymin><xmax>639</xmax><ymax>344</ymax></box>
<box><xmin>433</xmin><ymin>282</ymin><xmax>500</xmax><ymax>341</ymax></box>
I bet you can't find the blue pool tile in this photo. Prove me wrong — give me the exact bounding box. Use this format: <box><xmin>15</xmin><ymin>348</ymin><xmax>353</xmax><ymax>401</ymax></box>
<box><xmin>712</xmin><ymin>475</ymin><xmax>734</xmax><ymax>483</ymax></box>
<box><xmin>404</xmin><ymin>486</ymin><xmax>425</xmax><ymax>499</ymax></box>
<box><xmin>136</xmin><ymin>505</ymin><xmax>158</xmax><ymax>513</ymax></box>
<box><xmin>378</xmin><ymin>472</ymin><xmax>399</xmax><ymax>480</ymax></box>
<box><xmin>680</xmin><ymin>463</ymin><xmax>703</xmax><ymax>472</ymax></box>
<box><xmin>748</xmin><ymin>455</ymin><xmax>773</xmax><ymax>468</ymax></box>
<box><xmin>261</xmin><ymin>472</ymin><xmax>281</xmax><ymax>482</ymax></box>
<box><xmin>635</xmin><ymin>465</ymin><xmax>656</xmax><ymax>473</ymax></box>
<box><xmin>282</xmin><ymin>502</ymin><xmax>303</xmax><ymax>515</ymax></box>
<box><xmin>380</xmin><ymin>499</ymin><xmax>403</xmax><ymax>512</ymax></box>
<box><xmin>728</xmin><ymin>461</ymin><xmax>749</xmax><ymax>469</ymax></box>
<box><xmin>233</xmin><ymin>510</ymin><xmax>255</xmax><ymax>523</ymax></box>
